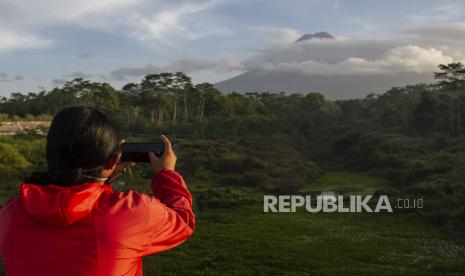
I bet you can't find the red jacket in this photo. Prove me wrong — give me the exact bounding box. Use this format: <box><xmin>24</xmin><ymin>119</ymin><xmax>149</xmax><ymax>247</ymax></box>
<box><xmin>0</xmin><ymin>170</ymin><xmax>195</xmax><ymax>276</ymax></box>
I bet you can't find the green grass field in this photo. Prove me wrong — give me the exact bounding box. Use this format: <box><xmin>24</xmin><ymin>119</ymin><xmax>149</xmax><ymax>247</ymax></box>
<box><xmin>147</xmin><ymin>206</ymin><xmax>465</xmax><ymax>275</ymax></box>
<box><xmin>300</xmin><ymin>171</ymin><xmax>390</xmax><ymax>195</ymax></box>
<box><xmin>143</xmin><ymin>171</ymin><xmax>465</xmax><ymax>275</ymax></box>
<box><xmin>1</xmin><ymin>171</ymin><xmax>465</xmax><ymax>275</ymax></box>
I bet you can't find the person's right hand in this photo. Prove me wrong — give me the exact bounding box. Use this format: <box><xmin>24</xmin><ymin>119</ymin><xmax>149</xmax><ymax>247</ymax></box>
<box><xmin>149</xmin><ymin>135</ymin><xmax>177</xmax><ymax>174</ymax></box>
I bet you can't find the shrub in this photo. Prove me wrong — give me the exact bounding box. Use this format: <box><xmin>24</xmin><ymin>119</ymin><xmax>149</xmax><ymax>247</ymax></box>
<box><xmin>0</xmin><ymin>143</ymin><xmax>30</xmax><ymax>170</ymax></box>
<box><xmin>176</xmin><ymin>138</ymin><xmax>322</xmax><ymax>193</ymax></box>
<box><xmin>0</xmin><ymin>164</ymin><xmax>21</xmax><ymax>179</ymax></box>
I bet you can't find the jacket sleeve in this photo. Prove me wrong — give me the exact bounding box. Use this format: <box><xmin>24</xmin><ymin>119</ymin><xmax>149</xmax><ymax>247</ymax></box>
<box><xmin>99</xmin><ymin>169</ymin><xmax>195</xmax><ymax>259</ymax></box>
<box><xmin>142</xmin><ymin>169</ymin><xmax>195</xmax><ymax>255</ymax></box>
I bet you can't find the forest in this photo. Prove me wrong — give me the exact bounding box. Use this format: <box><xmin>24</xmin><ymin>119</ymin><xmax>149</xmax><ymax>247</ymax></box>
<box><xmin>1</xmin><ymin>63</ymin><xmax>465</xmax><ymax>274</ymax></box>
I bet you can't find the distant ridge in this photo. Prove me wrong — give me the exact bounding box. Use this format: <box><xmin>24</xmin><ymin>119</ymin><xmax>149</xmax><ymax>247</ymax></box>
<box><xmin>295</xmin><ymin>32</ymin><xmax>334</xmax><ymax>43</ymax></box>
<box><xmin>214</xmin><ymin>70</ymin><xmax>433</xmax><ymax>100</ymax></box>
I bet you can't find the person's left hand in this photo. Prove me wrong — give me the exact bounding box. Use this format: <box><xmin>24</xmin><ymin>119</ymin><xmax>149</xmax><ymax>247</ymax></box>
<box><xmin>108</xmin><ymin>139</ymin><xmax>136</xmax><ymax>182</ymax></box>
<box><xmin>112</xmin><ymin>161</ymin><xmax>136</xmax><ymax>179</ymax></box>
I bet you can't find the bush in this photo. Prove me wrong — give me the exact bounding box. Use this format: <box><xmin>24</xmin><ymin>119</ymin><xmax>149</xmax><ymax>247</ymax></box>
<box><xmin>176</xmin><ymin>138</ymin><xmax>322</xmax><ymax>193</ymax></box>
<box><xmin>0</xmin><ymin>143</ymin><xmax>30</xmax><ymax>170</ymax></box>
<box><xmin>0</xmin><ymin>164</ymin><xmax>21</xmax><ymax>179</ymax></box>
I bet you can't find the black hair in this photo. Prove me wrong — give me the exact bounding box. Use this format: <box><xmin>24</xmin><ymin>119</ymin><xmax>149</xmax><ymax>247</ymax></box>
<box><xmin>26</xmin><ymin>106</ymin><xmax>120</xmax><ymax>186</ymax></box>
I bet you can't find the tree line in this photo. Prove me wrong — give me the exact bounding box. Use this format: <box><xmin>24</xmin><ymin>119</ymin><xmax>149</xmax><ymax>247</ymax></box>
<box><xmin>1</xmin><ymin>63</ymin><xmax>465</xmax><ymax>142</ymax></box>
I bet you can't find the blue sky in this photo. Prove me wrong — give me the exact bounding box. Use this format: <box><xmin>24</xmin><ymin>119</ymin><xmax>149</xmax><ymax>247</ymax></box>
<box><xmin>1</xmin><ymin>0</ymin><xmax>465</xmax><ymax>95</ymax></box>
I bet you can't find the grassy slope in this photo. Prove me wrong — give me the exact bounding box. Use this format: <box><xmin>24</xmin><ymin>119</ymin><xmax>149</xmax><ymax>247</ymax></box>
<box><xmin>1</xmin><ymin>172</ymin><xmax>465</xmax><ymax>275</ymax></box>
<box><xmin>146</xmin><ymin>207</ymin><xmax>465</xmax><ymax>275</ymax></box>
<box><xmin>143</xmin><ymin>172</ymin><xmax>465</xmax><ymax>275</ymax></box>
<box><xmin>300</xmin><ymin>171</ymin><xmax>389</xmax><ymax>195</ymax></box>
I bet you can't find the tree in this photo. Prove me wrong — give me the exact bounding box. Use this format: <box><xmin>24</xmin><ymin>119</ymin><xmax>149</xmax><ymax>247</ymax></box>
<box><xmin>194</xmin><ymin>83</ymin><xmax>221</xmax><ymax>122</ymax></box>
<box><xmin>434</xmin><ymin>63</ymin><xmax>465</xmax><ymax>90</ymax></box>
<box><xmin>141</xmin><ymin>74</ymin><xmax>171</xmax><ymax>127</ymax></box>
<box><xmin>435</xmin><ymin>63</ymin><xmax>465</xmax><ymax>134</ymax></box>
<box><xmin>414</xmin><ymin>91</ymin><xmax>439</xmax><ymax>131</ymax></box>
<box><xmin>120</xmin><ymin>83</ymin><xmax>140</xmax><ymax>124</ymax></box>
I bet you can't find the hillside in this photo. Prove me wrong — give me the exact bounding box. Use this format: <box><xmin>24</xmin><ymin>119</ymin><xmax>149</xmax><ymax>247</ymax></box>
<box><xmin>215</xmin><ymin>70</ymin><xmax>433</xmax><ymax>99</ymax></box>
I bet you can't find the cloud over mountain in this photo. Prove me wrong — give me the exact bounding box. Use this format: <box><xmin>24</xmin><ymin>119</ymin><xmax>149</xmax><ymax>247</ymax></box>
<box><xmin>253</xmin><ymin>27</ymin><xmax>302</xmax><ymax>43</ymax></box>
<box><xmin>243</xmin><ymin>24</ymin><xmax>465</xmax><ymax>74</ymax></box>
<box><xmin>216</xmin><ymin>23</ymin><xmax>465</xmax><ymax>99</ymax></box>
<box><xmin>258</xmin><ymin>45</ymin><xmax>453</xmax><ymax>75</ymax></box>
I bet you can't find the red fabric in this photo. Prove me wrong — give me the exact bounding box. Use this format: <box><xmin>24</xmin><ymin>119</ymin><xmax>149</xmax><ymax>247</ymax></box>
<box><xmin>0</xmin><ymin>170</ymin><xmax>195</xmax><ymax>276</ymax></box>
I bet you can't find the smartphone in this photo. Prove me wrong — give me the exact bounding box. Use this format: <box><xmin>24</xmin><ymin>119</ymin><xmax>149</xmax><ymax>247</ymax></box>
<box><xmin>120</xmin><ymin>142</ymin><xmax>165</xmax><ymax>163</ymax></box>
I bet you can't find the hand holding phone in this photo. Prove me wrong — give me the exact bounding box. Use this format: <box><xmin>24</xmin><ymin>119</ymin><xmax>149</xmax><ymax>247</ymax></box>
<box><xmin>148</xmin><ymin>135</ymin><xmax>177</xmax><ymax>174</ymax></box>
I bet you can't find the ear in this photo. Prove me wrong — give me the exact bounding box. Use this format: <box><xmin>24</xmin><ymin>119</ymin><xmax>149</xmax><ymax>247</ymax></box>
<box><xmin>104</xmin><ymin>152</ymin><xmax>121</xmax><ymax>170</ymax></box>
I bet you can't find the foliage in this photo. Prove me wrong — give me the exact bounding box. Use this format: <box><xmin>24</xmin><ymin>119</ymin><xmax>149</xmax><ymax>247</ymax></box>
<box><xmin>175</xmin><ymin>138</ymin><xmax>321</xmax><ymax>193</ymax></box>
<box><xmin>0</xmin><ymin>136</ymin><xmax>45</xmax><ymax>179</ymax></box>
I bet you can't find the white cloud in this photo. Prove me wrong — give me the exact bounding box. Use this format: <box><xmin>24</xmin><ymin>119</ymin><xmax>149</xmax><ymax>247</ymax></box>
<box><xmin>0</xmin><ymin>29</ymin><xmax>51</xmax><ymax>52</ymax></box>
<box><xmin>0</xmin><ymin>0</ymin><xmax>140</xmax><ymax>52</ymax></box>
<box><xmin>0</xmin><ymin>0</ymin><xmax>141</xmax><ymax>26</ymax></box>
<box><xmin>245</xmin><ymin>36</ymin><xmax>401</xmax><ymax>68</ymax></box>
<box><xmin>253</xmin><ymin>27</ymin><xmax>301</xmax><ymax>43</ymax></box>
<box><xmin>0</xmin><ymin>0</ymin><xmax>229</xmax><ymax>51</ymax></box>
<box><xmin>243</xmin><ymin>23</ymin><xmax>465</xmax><ymax>77</ymax></box>
<box><xmin>262</xmin><ymin>45</ymin><xmax>454</xmax><ymax>75</ymax></box>
<box><xmin>401</xmin><ymin>22</ymin><xmax>465</xmax><ymax>60</ymax></box>
<box><xmin>403</xmin><ymin>22</ymin><xmax>465</xmax><ymax>42</ymax></box>
<box><xmin>127</xmin><ymin>0</ymin><xmax>224</xmax><ymax>43</ymax></box>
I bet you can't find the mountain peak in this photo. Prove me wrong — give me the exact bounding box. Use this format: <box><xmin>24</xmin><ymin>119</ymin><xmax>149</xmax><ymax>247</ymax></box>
<box><xmin>295</xmin><ymin>32</ymin><xmax>334</xmax><ymax>43</ymax></box>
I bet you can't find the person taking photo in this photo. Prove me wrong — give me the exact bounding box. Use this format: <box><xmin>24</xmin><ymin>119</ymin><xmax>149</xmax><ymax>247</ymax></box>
<box><xmin>0</xmin><ymin>106</ymin><xmax>195</xmax><ymax>276</ymax></box>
